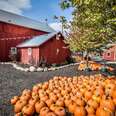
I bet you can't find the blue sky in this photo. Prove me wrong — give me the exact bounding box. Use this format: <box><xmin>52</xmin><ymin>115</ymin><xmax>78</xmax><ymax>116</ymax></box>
<box><xmin>0</xmin><ymin>0</ymin><xmax>73</xmax><ymax>31</ymax></box>
<box><xmin>23</xmin><ymin>0</ymin><xmax>73</xmax><ymax>23</ymax></box>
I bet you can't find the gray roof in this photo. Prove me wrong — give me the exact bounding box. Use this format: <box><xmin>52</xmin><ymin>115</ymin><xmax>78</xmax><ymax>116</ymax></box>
<box><xmin>0</xmin><ymin>9</ymin><xmax>55</xmax><ymax>33</ymax></box>
<box><xmin>17</xmin><ymin>32</ymin><xmax>58</xmax><ymax>48</ymax></box>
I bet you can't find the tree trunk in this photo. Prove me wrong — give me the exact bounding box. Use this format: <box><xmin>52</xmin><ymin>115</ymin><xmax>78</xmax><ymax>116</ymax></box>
<box><xmin>86</xmin><ymin>51</ymin><xmax>91</xmax><ymax>76</ymax></box>
<box><xmin>82</xmin><ymin>51</ymin><xmax>84</xmax><ymax>61</ymax></box>
<box><xmin>86</xmin><ymin>51</ymin><xmax>89</xmax><ymax>69</ymax></box>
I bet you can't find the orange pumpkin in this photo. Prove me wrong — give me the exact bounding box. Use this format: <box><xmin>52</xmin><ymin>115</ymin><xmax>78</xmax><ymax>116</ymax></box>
<box><xmin>84</xmin><ymin>90</ymin><xmax>92</xmax><ymax>101</ymax></box>
<box><xmin>64</xmin><ymin>99</ymin><xmax>72</xmax><ymax>107</ymax></box>
<box><xmin>87</xmin><ymin>99</ymin><xmax>99</xmax><ymax>109</ymax></box>
<box><xmin>56</xmin><ymin>98</ymin><xmax>64</xmax><ymax>107</ymax></box>
<box><xmin>75</xmin><ymin>98</ymin><xmax>85</xmax><ymax>106</ymax></box>
<box><xmin>64</xmin><ymin>94</ymin><xmax>70</xmax><ymax>100</ymax></box>
<box><xmin>40</xmin><ymin>95</ymin><xmax>49</xmax><ymax>102</ymax></box>
<box><xmin>74</xmin><ymin>106</ymin><xmax>86</xmax><ymax>116</ymax></box>
<box><xmin>87</xmin><ymin>114</ymin><xmax>96</xmax><ymax>116</ymax></box>
<box><xmin>42</xmin><ymin>82</ymin><xmax>49</xmax><ymax>90</ymax></box>
<box><xmin>20</xmin><ymin>93</ymin><xmax>31</xmax><ymax>101</ymax></box>
<box><xmin>32</xmin><ymin>85</ymin><xmax>39</xmax><ymax>93</ymax></box>
<box><xmin>113</xmin><ymin>98</ymin><xmax>116</xmax><ymax>105</ymax></box>
<box><xmin>40</xmin><ymin>107</ymin><xmax>50</xmax><ymax>116</ymax></box>
<box><xmin>35</xmin><ymin>101</ymin><xmax>46</xmax><ymax>113</ymax></box>
<box><xmin>47</xmin><ymin>112</ymin><xmax>57</xmax><ymax>116</ymax></box>
<box><xmin>11</xmin><ymin>96</ymin><xmax>19</xmax><ymax>105</ymax></box>
<box><xmin>112</xmin><ymin>89</ymin><xmax>116</xmax><ymax>99</ymax></box>
<box><xmin>50</xmin><ymin>94</ymin><xmax>58</xmax><ymax>102</ymax></box>
<box><xmin>85</xmin><ymin>105</ymin><xmax>95</xmax><ymax>115</ymax></box>
<box><xmin>94</xmin><ymin>87</ymin><xmax>104</xmax><ymax>97</ymax></box>
<box><xmin>14</xmin><ymin>100</ymin><xmax>27</xmax><ymax>113</ymax></box>
<box><xmin>57</xmin><ymin>93</ymin><xmax>62</xmax><ymax>98</ymax></box>
<box><xmin>28</xmin><ymin>98</ymin><xmax>38</xmax><ymax>106</ymax></box>
<box><xmin>54</xmin><ymin>107</ymin><xmax>66</xmax><ymax>116</ymax></box>
<box><xmin>32</xmin><ymin>92</ymin><xmax>39</xmax><ymax>99</ymax></box>
<box><xmin>68</xmin><ymin>101</ymin><xmax>77</xmax><ymax>113</ymax></box>
<box><xmin>39</xmin><ymin>90</ymin><xmax>47</xmax><ymax>98</ymax></box>
<box><xmin>22</xmin><ymin>89</ymin><xmax>31</xmax><ymax>95</ymax></box>
<box><xmin>22</xmin><ymin>104</ymin><xmax>35</xmax><ymax>115</ymax></box>
<box><xmin>76</xmin><ymin>91</ymin><xmax>83</xmax><ymax>98</ymax></box>
<box><xmin>96</xmin><ymin>107</ymin><xmax>114</xmax><ymax>116</ymax></box>
<box><xmin>46</xmin><ymin>99</ymin><xmax>54</xmax><ymax>107</ymax></box>
<box><xmin>50</xmin><ymin>104</ymin><xmax>58</xmax><ymax>111</ymax></box>
<box><xmin>100</xmin><ymin>97</ymin><xmax>115</xmax><ymax>112</ymax></box>
<box><xmin>93</xmin><ymin>95</ymin><xmax>101</xmax><ymax>103</ymax></box>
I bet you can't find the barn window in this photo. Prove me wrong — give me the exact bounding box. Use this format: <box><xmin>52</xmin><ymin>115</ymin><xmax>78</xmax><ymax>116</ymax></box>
<box><xmin>28</xmin><ymin>48</ymin><xmax>32</xmax><ymax>56</ymax></box>
<box><xmin>107</xmin><ymin>52</ymin><xmax>111</xmax><ymax>56</ymax></box>
<box><xmin>10</xmin><ymin>47</ymin><xmax>17</xmax><ymax>55</ymax></box>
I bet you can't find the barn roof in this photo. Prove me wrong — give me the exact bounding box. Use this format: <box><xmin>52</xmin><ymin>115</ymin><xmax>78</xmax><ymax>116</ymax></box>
<box><xmin>0</xmin><ymin>9</ymin><xmax>55</xmax><ymax>33</ymax></box>
<box><xmin>17</xmin><ymin>32</ymin><xmax>58</xmax><ymax>48</ymax></box>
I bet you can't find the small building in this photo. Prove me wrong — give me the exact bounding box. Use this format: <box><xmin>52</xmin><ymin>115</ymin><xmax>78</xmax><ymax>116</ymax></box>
<box><xmin>102</xmin><ymin>44</ymin><xmax>116</xmax><ymax>61</ymax></box>
<box><xmin>0</xmin><ymin>9</ymin><xmax>54</xmax><ymax>61</ymax></box>
<box><xmin>17</xmin><ymin>32</ymin><xmax>70</xmax><ymax>65</ymax></box>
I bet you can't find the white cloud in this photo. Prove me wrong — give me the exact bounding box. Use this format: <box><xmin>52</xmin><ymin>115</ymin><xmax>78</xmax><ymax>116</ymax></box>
<box><xmin>49</xmin><ymin>22</ymin><xmax>70</xmax><ymax>35</ymax></box>
<box><xmin>0</xmin><ymin>0</ymin><xmax>31</xmax><ymax>14</ymax></box>
<box><xmin>49</xmin><ymin>22</ymin><xmax>62</xmax><ymax>32</ymax></box>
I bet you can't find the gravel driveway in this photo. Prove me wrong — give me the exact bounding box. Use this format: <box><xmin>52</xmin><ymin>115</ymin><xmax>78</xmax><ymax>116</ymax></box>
<box><xmin>0</xmin><ymin>64</ymin><xmax>99</xmax><ymax>116</ymax></box>
<box><xmin>0</xmin><ymin>64</ymin><xmax>78</xmax><ymax>116</ymax></box>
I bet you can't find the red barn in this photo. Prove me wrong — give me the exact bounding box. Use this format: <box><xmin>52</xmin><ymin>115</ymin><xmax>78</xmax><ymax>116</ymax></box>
<box><xmin>0</xmin><ymin>10</ymin><xmax>55</xmax><ymax>61</ymax></box>
<box><xmin>102</xmin><ymin>44</ymin><xmax>116</xmax><ymax>61</ymax></box>
<box><xmin>0</xmin><ymin>10</ymin><xmax>70</xmax><ymax>64</ymax></box>
<box><xmin>17</xmin><ymin>32</ymin><xmax>70</xmax><ymax>65</ymax></box>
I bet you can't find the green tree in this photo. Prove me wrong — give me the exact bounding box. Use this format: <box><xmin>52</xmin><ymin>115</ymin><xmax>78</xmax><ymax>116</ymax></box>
<box><xmin>60</xmin><ymin>0</ymin><xmax>116</xmax><ymax>68</ymax></box>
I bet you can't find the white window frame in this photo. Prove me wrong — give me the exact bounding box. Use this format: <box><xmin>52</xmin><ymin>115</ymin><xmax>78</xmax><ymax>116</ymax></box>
<box><xmin>11</xmin><ymin>47</ymin><xmax>17</xmax><ymax>54</ymax></box>
<box><xmin>28</xmin><ymin>48</ymin><xmax>32</xmax><ymax>56</ymax></box>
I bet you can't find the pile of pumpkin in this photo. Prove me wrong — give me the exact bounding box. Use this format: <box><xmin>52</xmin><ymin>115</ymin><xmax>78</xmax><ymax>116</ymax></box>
<box><xmin>78</xmin><ymin>61</ymin><xmax>114</xmax><ymax>71</ymax></box>
<box><xmin>11</xmin><ymin>74</ymin><xmax>116</xmax><ymax>116</ymax></box>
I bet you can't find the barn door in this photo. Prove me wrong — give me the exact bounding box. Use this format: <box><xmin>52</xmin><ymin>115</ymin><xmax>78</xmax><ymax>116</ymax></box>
<box><xmin>28</xmin><ymin>48</ymin><xmax>33</xmax><ymax>64</ymax></box>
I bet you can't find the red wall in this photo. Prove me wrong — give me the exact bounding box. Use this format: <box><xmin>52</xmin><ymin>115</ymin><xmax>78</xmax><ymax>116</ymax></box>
<box><xmin>0</xmin><ymin>22</ymin><xmax>46</xmax><ymax>38</ymax></box>
<box><xmin>39</xmin><ymin>36</ymin><xmax>70</xmax><ymax>64</ymax></box>
<box><xmin>0</xmin><ymin>22</ymin><xmax>47</xmax><ymax>61</ymax></box>
<box><xmin>102</xmin><ymin>46</ymin><xmax>116</xmax><ymax>61</ymax></box>
<box><xmin>19</xmin><ymin>48</ymin><xmax>40</xmax><ymax>64</ymax></box>
<box><xmin>0</xmin><ymin>38</ymin><xmax>27</xmax><ymax>61</ymax></box>
<box><xmin>19</xmin><ymin>36</ymin><xmax>70</xmax><ymax>65</ymax></box>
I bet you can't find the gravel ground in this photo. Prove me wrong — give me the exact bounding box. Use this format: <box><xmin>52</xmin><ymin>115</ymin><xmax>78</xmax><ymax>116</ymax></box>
<box><xmin>0</xmin><ymin>64</ymin><xmax>99</xmax><ymax>116</ymax></box>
